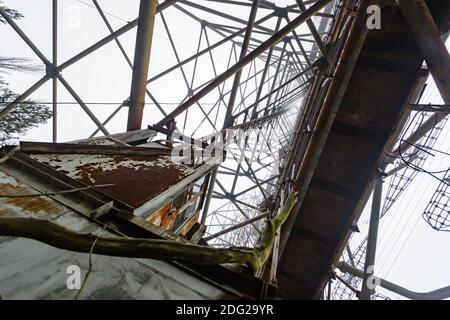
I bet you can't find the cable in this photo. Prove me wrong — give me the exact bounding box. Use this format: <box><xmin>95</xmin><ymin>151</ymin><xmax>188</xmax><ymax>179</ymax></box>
<box><xmin>76</xmin><ymin>0</ymin><xmax>130</xmax><ymax>23</ymax></box>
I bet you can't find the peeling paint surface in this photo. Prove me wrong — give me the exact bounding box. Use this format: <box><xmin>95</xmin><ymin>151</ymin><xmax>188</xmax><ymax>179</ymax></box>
<box><xmin>0</xmin><ymin>170</ymin><xmax>233</xmax><ymax>299</ymax></box>
<box><xmin>30</xmin><ymin>154</ymin><xmax>194</xmax><ymax>208</ymax></box>
<box><xmin>0</xmin><ymin>148</ymin><xmax>235</xmax><ymax>300</ymax></box>
<box><xmin>0</xmin><ymin>172</ymin><xmax>66</xmax><ymax>218</ymax></box>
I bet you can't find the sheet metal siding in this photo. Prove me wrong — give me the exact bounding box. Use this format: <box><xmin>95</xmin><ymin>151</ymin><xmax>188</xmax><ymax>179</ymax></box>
<box><xmin>0</xmin><ymin>236</ymin><xmax>232</xmax><ymax>299</ymax></box>
<box><xmin>30</xmin><ymin>153</ymin><xmax>193</xmax><ymax>208</ymax></box>
<box><xmin>0</xmin><ymin>171</ymin><xmax>233</xmax><ymax>299</ymax></box>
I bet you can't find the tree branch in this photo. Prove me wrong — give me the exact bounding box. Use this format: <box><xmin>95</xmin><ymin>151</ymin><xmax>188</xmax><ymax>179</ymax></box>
<box><xmin>0</xmin><ymin>194</ymin><xmax>297</xmax><ymax>270</ymax></box>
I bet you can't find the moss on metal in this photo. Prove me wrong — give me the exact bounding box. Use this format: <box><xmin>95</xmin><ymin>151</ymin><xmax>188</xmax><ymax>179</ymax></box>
<box><xmin>0</xmin><ymin>194</ymin><xmax>297</xmax><ymax>270</ymax></box>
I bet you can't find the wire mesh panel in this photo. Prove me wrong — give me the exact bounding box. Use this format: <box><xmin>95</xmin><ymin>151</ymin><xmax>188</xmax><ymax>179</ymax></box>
<box><xmin>423</xmin><ymin>169</ymin><xmax>450</xmax><ymax>232</ymax></box>
<box><xmin>382</xmin><ymin>112</ymin><xmax>448</xmax><ymax>217</ymax></box>
<box><xmin>332</xmin><ymin>237</ymin><xmax>367</xmax><ymax>300</ymax></box>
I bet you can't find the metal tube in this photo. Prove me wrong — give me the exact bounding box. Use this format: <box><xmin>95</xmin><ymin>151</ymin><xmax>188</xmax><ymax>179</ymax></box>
<box><xmin>52</xmin><ymin>0</ymin><xmax>58</xmax><ymax>143</ymax></box>
<box><xmin>360</xmin><ymin>172</ymin><xmax>383</xmax><ymax>300</ymax></box>
<box><xmin>157</xmin><ymin>0</ymin><xmax>333</xmax><ymax>126</ymax></box>
<box><xmin>127</xmin><ymin>0</ymin><xmax>158</xmax><ymax>131</ymax></box>
<box><xmin>338</xmin><ymin>261</ymin><xmax>450</xmax><ymax>300</ymax></box>
<box><xmin>308</xmin><ymin>2</ymin><xmax>332</xmax><ymax>62</ymax></box>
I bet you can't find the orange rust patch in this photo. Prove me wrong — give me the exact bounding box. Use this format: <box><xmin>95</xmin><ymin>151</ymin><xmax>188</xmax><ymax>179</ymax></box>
<box><xmin>68</xmin><ymin>155</ymin><xmax>187</xmax><ymax>208</ymax></box>
<box><xmin>146</xmin><ymin>202</ymin><xmax>179</xmax><ymax>230</ymax></box>
<box><xmin>0</xmin><ymin>183</ymin><xmax>60</xmax><ymax>214</ymax></box>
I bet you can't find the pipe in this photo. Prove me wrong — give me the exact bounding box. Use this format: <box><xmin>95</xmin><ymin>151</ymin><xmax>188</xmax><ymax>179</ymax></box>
<box><xmin>127</xmin><ymin>0</ymin><xmax>158</xmax><ymax>131</ymax></box>
<box><xmin>360</xmin><ymin>172</ymin><xmax>383</xmax><ymax>300</ymax></box>
<box><xmin>52</xmin><ymin>0</ymin><xmax>58</xmax><ymax>143</ymax></box>
<box><xmin>337</xmin><ymin>261</ymin><xmax>450</xmax><ymax>300</ymax></box>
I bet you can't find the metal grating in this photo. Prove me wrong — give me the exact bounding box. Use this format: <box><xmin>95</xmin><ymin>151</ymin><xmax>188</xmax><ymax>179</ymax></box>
<box><xmin>381</xmin><ymin>112</ymin><xmax>448</xmax><ymax>217</ymax></box>
<box><xmin>423</xmin><ymin>169</ymin><xmax>450</xmax><ymax>232</ymax></box>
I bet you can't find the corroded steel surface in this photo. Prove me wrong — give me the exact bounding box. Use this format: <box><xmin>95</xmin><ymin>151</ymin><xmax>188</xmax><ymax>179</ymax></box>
<box><xmin>147</xmin><ymin>202</ymin><xmax>178</xmax><ymax>229</ymax></box>
<box><xmin>30</xmin><ymin>153</ymin><xmax>194</xmax><ymax>208</ymax></box>
<box><xmin>0</xmin><ymin>172</ymin><xmax>65</xmax><ymax>218</ymax></box>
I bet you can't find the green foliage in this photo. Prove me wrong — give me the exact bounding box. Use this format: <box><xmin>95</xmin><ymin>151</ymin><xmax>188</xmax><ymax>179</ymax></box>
<box><xmin>0</xmin><ymin>57</ymin><xmax>42</xmax><ymax>73</ymax></box>
<box><xmin>0</xmin><ymin>1</ymin><xmax>23</xmax><ymax>24</ymax></box>
<box><xmin>0</xmin><ymin>3</ymin><xmax>51</xmax><ymax>146</ymax></box>
<box><xmin>0</xmin><ymin>86</ymin><xmax>52</xmax><ymax>146</ymax></box>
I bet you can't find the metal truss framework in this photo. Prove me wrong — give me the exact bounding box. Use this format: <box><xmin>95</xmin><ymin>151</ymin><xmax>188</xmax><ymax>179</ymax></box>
<box><xmin>0</xmin><ymin>0</ymin><xmax>450</xmax><ymax>299</ymax></box>
<box><xmin>0</xmin><ymin>0</ymin><xmax>338</xmax><ymax>250</ymax></box>
<box><xmin>3</xmin><ymin>0</ymin><xmax>449</xmax><ymax>300</ymax></box>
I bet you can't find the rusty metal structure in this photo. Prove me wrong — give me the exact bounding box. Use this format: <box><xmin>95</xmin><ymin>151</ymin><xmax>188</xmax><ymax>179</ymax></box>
<box><xmin>1</xmin><ymin>0</ymin><xmax>450</xmax><ymax>300</ymax></box>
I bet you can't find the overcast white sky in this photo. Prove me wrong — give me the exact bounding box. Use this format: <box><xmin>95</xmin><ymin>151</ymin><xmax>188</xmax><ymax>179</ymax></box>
<box><xmin>1</xmin><ymin>0</ymin><xmax>449</xmax><ymax>299</ymax></box>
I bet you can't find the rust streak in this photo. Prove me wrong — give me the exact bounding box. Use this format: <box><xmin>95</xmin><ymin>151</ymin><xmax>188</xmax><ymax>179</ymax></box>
<box><xmin>0</xmin><ymin>183</ymin><xmax>60</xmax><ymax>214</ymax></box>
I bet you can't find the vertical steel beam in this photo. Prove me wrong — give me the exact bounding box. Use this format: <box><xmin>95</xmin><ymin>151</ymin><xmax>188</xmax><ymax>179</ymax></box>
<box><xmin>127</xmin><ymin>0</ymin><xmax>158</xmax><ymax>131</ymax></box>
<box><xmin>223</xmin><ymin>0</ymin><xmax>260</xmax><ymax>128</ymax></box>
<box><xmin>52</xmin><ymin>0</ymin><xmax>58</xmax><ymax>142</ymax></box>
<box><xmin>360</xmin><ymin>172</ymin><xmax>383</xmax><ymax>300</ymax></box>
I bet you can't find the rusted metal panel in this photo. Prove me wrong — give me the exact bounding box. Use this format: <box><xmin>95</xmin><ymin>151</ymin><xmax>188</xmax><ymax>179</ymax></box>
<box><xmin>29</xmin><ymin>153</ymin><xmax>193</xmax><ymax>209</ymax></box>
<box><xmin>146</xmin><ymin>202</ymin><xmax>178</xmax><ymax>230</ymax></box>
<box><xmin>0</xmin><ymin>151</ymin><xmax>263</xmax><ymax>299</ymax></box>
